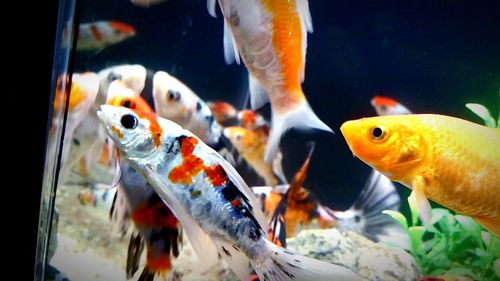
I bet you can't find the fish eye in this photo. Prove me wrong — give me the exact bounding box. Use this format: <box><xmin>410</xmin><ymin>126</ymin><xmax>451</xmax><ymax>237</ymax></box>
<box><xmin>167</xmin><ymin>89</ymin><xmax>181</xmax><ymax>101</ymax></box>
<box><xmin>120</xmin><ymin>114</ymin><xmax>138</xmax><ymax>129</ymax></box>
<box><xmin>370</xmin><ymin>126</ymin><xmax>385</xmax><ymax>140</ymax></box>
<box><xmin>380</xmin><ymin>105</ymin><xmax>387</xmax><ymax>112</ymax></box>
<box><xmin>196</xmin><ymin>101</ymin><xmax>203</xmax><ymax>112</ymax></box>
<box><xmin>121</xmin><ymin>99</ymin><xmax>136</xmax><ymax>109</ymax></box>
<box><xmin>108</xmin><ymin>72</ymin><xmax>122</xmax><ymax>82</ymax></box>
<box><xmin>354</xmin><ymin>215</ymin><xmax>361</xmax><ymax>222</ymax></box>
<box><xmin>236</xmin><ymin>134</ymin><xmax>242</xmax><ymax>141</ymax></box>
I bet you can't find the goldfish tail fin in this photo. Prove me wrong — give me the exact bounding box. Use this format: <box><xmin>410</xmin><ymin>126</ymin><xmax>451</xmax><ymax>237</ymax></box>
<box><xmin>253</xmin><ymin>241</ymin><xmax>363</xmax><ymax>281</ymax></box>
<box><xmin>474</xmin><ymin>216</ymin><xmax>500</xmax><ymax>237</ymax></box>
<box><xmin>264</xmin><ymin>102</ymin><xmax>332</xmax><ymax>163</ymax></box>
<box><xmin>126</xmin><ymin>232</ymin><xmax>145</xmax><ymax>279</ymax></box>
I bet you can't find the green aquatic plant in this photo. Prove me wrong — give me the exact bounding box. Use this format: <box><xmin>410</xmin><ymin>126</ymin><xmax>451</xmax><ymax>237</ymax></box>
<box><xmin>383</xmin><ymin>195</ymin><xmax>500</xmax><ymax>281</ymax></box>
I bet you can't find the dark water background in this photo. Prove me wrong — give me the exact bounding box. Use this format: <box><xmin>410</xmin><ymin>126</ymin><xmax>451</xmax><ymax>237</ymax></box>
<box><xmin>73</xmin><ymin>0</ymin><xmax>500</xmax><ymax>212</ymax></box>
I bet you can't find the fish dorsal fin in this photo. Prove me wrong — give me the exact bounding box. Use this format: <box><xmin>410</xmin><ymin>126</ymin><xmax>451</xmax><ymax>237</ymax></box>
<box><xmin>207</xmin><ymin>0</ymin><xmax>217</xmax><ymax>18</ymax></box>
<box><xmin>210</xmin><ymin>149</ymin><xmax>268</xmax><ymax>231</ymax></box>
<box><xmin>143</xmin><ymin>166</ymin><xmax>219</xmax><ymax>273</ymax></box>
<box><xmin>223</xmin><ymin>18</ymin><xmax>241</xmax><ymax>65</ymax></box>
<box><xmin>296</xmin><ymin>0</ymin><xmax>313</xmax><ymax>82</ymax></box>
<box><xmin>212</xmin><ymin>239</ymin><xmax>253</xmax><ymax>281</ymax></box>
<box><xmin>248</xmin><ymin>73</ymin><xmax>269</xmax><ymax>110</ymax></box>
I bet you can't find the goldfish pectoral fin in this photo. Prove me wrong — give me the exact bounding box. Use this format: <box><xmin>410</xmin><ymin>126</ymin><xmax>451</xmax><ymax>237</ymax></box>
<box><xmin>474</xmin><ymin>216</ymin><xmax>500</xmax><ymax>237</ymax></box>
<box><xmin>411</xmin><ymin>177</ymin><xmax>432</xmax><ymax>225</ymax></box>
<box><xmin>248</xmin><ymin>73</ymin><xmax>269</xmax><ymax>110</ymax></box>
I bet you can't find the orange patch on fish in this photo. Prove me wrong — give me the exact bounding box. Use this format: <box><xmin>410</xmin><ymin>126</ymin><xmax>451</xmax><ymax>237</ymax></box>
<box><xmin>168</xmin><ymin>136</ymin><xmax>228</xmax><ymax>186</ymax></box>
<box><xmin>109</xmin><ymin>21</ymin><xmax>135</xmax><ymax>34</ymax></box>
<box><xmin>146</xmin><ymin>253</ymin><xmax>172</xmax><ymax>274</ymax></box>
<box><xmin>261</xmin><ymin>0</ymin><xmax>304</xmax><ymax>101</ymax></box>
<box><xmin>372</xmin><ymin>96</ymin><xmax>398</xmax><ymax>107</ymax></box>
<box><xmin>89</xmin><ymin>24</ymin><xmax>103</xmax><ymax>41</ymax></box>
<box><xmin>131</xmin><ymin>109</ymin><xmax>163</xmax><ymax>147</ymax></box>
<box><xmin>111</xmin><ymin>126</ymin><xmax>124</xmax><ymax>139</ymax></box>
<box><xmin>131</xmin><ymin>202</ymin><xmax>179</xmax><ymax>229</ymax></box>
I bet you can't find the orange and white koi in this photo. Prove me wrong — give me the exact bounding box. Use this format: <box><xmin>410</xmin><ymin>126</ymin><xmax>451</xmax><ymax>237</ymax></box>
<box><xmin>76</xmin><ymin>21</ymin><xmax>135</xmax><ymax>52</ymax></box>
<box><xmin>97</xmin><ymin>64</ymin><xmax>149</xmax><ymax>105</ymax></box>
<box><xmin>98</xmin><ymin>105</ymin><xmax>362</xmax><ymax>281</ymax></box>
<box><xmin>237</xmin><ymin>109</ymin><xmax>269</xmax><ymax>131</ymax></box>
<box><xmin>371</xmin><ymin>95</ymin><xmax>412</xmax><ymax>116</ymax></box>
<box><xmin>341</xmin><ymin>114</ymin><xmax>500</xmax><ymax>236</ymax></box>
<box><xmin>105</xmin><ymin>90</ymin><xmax>183</xmax><ymax>281</ymax></box>
<box><xmin>152</xmin><ymin>71</ymin><xmax>222</xmax><ymax>147</ymax></box>
<box><xmin>253</xmin><ymin>147</ymin><xmax>403</xmax><ymax>244</ymax></box>
<box><xmin>207</xmin><ymin>100</ymin><xmax>238</xmax><ymax>126</ymax></box>
<box><xmin>209</xmin><ymin>0</ymin><xmax>333</xmax><ymax>162</ymax></box>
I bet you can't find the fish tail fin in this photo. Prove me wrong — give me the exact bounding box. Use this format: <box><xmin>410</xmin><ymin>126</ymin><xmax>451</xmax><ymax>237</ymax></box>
<box><xmin>253</xmin><ymin>241</ymin><xmax>363</xmax><ymax>281</ymax></box>
<box><xmin>333</xmin><ymin>169</ymin><xmax>405</xmax><ymax>244</ymax></box>
<box><xmin>264</xmin><ymin>102</ymin><xmax>332</xmax><ymax>162</ymax></box>
<box><xmin>474</xmin><ymin>216</ymin><xmax>500</xmax><ymax>237</ymax></box>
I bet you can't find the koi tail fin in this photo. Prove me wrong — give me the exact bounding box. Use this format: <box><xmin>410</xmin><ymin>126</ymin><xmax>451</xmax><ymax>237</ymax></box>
<box><xmin>253</xmin><ymin>241</ymin><xmax>363</xmax><ymax>281</ymax></box>
<box><xmin>264</xmin><ymin>102</ymin><xmax>332</xmax><ymax>163</ymax></box>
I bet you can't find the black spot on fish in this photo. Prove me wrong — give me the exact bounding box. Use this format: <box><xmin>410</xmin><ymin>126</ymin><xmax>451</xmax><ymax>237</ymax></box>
<box><xmin>287</xmin><ymin>262</ymin><xmax>300</xmax><ymax>269</ymax></box>
<box><xmin>294</xmin><ymin>259</ymin><xmax>301</xmax><ymax>263</ymax></box>
<box><xmin>196</xmin><ymin>101</ymin><xmax>203</xmax><ymax>112</ymax></box>
<box><xmin>355</xmin><ymin>215</ymin><xmax>361</xmax><ymax>222</ymax></box>
<box><xmin>273</xmin><ymin>259</ymin><xmax>295</xmax><ymax>278</ymax></box>
<box><xmin>221</xmin><ymin>246</ymin><xmax>231</xmax><ymax>257</ymax></box>
<box><xmin>190</xmin><ymin>189</ymin><xmax>201</xmax><ymax>198</ymax></box>
<box><xmin>283</xmin><ymin>250</ymin><xmax>294</xmax><ymax>255</ymax></box>
<box><xmin>73</xmin><ymin>138</ymin><xmax>80</xmax><ymax>145</ymax></box>
<box><xmin>232</xmin><ymin>245</ymin><xmax>240</xmax><ymax>251</ymax></box>
<box><xmin>107</xmin><ymin>71</ymin><xmax>122</xmax><ymax>82</ymax></box>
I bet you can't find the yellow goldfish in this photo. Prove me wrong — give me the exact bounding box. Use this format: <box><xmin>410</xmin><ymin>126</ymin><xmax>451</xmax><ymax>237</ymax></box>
<box><xmin>340</xmin><ymin>114</ymin><xmax>500</xmax><ymax>236</ymax></box>
<box><xmin>223</xmin><ymin>126</ymin><xmax>279</xmax><ymax>186</ymax></box>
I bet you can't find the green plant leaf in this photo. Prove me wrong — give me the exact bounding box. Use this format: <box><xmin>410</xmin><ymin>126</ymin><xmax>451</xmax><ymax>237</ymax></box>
<box><xmin>465</xmin><ymin>103</ymin><xmax>497</xmax><ymax>128</ymax></box>
<box><xmin>455</xmin><ymin>215</ymin><xmax>482</xmax><ymax>235</ymax></box>
<box><xmin>489</xmin><ymin>236</ymin><xmax>500</xmax><ymax>258</ymax></box>
<box><xmin>383</xmin><ymin>210</ymin><xmax>408</xmax><ymax>229</ymax></box>
<box><xmin>494</xmin><ymin>259</ymin><xmax>500</xmax><ymax>278</ymax></box>
<box><xmin>446</xmin><ymin>266</ymin><xmax>476</xmax><ymax>279</ymax></box>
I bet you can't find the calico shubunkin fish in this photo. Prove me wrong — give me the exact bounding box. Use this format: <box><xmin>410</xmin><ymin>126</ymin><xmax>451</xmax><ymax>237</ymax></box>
<box><xmin>97</xmin><ymin>105</ymin><xmax>362</xmax><ymax>281</ymax></box>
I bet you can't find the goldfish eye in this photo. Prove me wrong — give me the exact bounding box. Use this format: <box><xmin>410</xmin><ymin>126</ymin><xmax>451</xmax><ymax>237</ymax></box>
<box><xmin>167</xmin><ymin>90</ymin><xmax>181</xmax><ymax>101</ymax></box>
<box><xmin>380</xmin><ymin>105</ymin><xmax>387</xmax><ymax>112</ymax></box>
<box><xmin>371</xmin><ymin>126</ymin><xmax>385</xmax><ymax>140</ymax></box>
<box><xmin>107</xmin><ymin>72</ymin><xmax>122</xmax><ymax>82</ymax></box>
<box><xmin>236</xmin><ymin>134</ymin><xmax>242</xmax><ymax>141</ymax></box>
<box><xmin>120</xmin><ymin>114</ymin><xmax>138</xmax><ymax>129</ymax></box>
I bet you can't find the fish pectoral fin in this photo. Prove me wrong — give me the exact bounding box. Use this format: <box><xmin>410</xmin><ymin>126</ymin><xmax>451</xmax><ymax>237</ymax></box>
<box><xmin>412</xmin><ymin>176</ymin><xmax>432</xmax><ymax>225</ymax></box>
<box><xmin>474</xmin><ymin>216</ymin><xmax>500</xmax><ymax>237</ymax></box>
<box><xmin>248</xmin><ymin>73</ymin><xmax>269</xmax><ymax>110</ymax></box>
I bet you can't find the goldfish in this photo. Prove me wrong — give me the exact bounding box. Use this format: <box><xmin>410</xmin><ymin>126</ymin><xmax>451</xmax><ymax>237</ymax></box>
<box><xmin>152</xmin><ymin>71</ymin><xmax>222</xmax><ymax>147</ymax></box>
<box><xmin>76</xmin><ymin>21</ymin><xmax>135</xmax><ymax>52</ymax></box>
<box><xmin>97</xmin><ymin>64</ymin><xmax>150</xmax><ymax>105</ymax></box>
<box><xmin>340</xmin><ymin>114</ymin><xmax>500</xmax><ymax>236</ymax></box>
<box><xmin>371</xmin><ymin>96</ymin><xmax>412</xmax><ymax>116</ymax></box>
<box><xmin>237</xmin><ymin>109</ymin><xmax>269</xmax><ymax>131</ymax></box>
<box><xmin>98</xmin><ymin>105</ymin><xmax>363</xmax><ymax>281</ymax></box>
<box><xmin>209</xmin><ymin>0</ymin><xmax>333</xmax><ymax>162</ymax></box>
<box><xmin>207</xmin><ymin>100</ymin><xmax>238</xmax><ymax>126</ymax></box>
<box><xmin>224</xmin><ymin>126</ymin><xmax>279</xmax><ymax>186</ymax></box>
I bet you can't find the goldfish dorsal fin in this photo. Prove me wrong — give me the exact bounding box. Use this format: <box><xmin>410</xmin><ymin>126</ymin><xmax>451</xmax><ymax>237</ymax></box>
<box><xmin>474</xmin><ymin>216</ymin><xmax>500</xmax><ymax>237</ymax></box>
